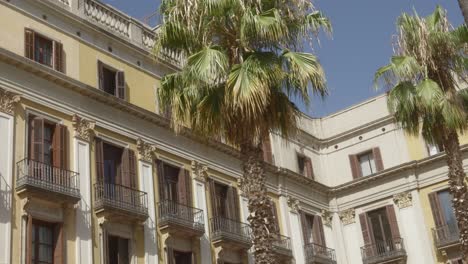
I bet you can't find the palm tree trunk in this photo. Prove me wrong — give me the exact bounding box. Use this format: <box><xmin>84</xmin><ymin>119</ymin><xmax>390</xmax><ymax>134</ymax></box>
<box><xmin>240</xmin><ymin>143</ymin><xmax>278</xmax><ymax>264</ymax></box>
<box><xmin>442</xmin><ymin>130</ymin><xmax>468</xmax><ymax>261</ymax></box>
<box><xmin>458</xmin><ymin>0</ymin><xmax>468</xmax><ymax>25</ymax></box>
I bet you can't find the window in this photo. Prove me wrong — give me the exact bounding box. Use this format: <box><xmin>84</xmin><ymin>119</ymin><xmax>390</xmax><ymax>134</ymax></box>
<box><xmin>297</xmin><ymin>155</ymin><xmax>306</xmax><ymax>175</ymax></box>
<box><xmin>367</xmin><ymin>208</ymin><xmax>393</xmax><ymax>242</ymax></box>
<box><xmin>25</xmin><ymin>29</ymin><xmax>63</xmax><ymax>72</ymax></box>
<box><xmin>173</xmin><ymin>251</ymin><xmax>193</xmax><ymax>264</ymax></box>
<box><xmin>103</xmin><ymin>143</ymin><xmax>123</xmax><ymax>184</ymax></box>
<box><xmin>163</xmin><ymin>164</ymin><xmax>180</xmax><ymax>202</ymax></box>
<box><xmin>300</xmin><ymin>212</ymin><xmax>326</xmax><ymax>246</ymax></box>
<box><xmin>297</xmin><ymin>154</ymin><xmax>313</xmax><ymax>179</ymax></box>
<box><xmin>156</xmin><ymin>160</ymin><xmax>192</xmax><ymax>206</ymax></box>
<box><xmin>262</xmin><ymin>136</ymin><xmax>273</xmax><ymax>164</ymax></box>
<box><xmin>214</xmin><ymin>183</ymin><xmax>229</xmax><ymax>218</ymax></box>
<box><xmin>427</xmin><ymin>141</ymin><xmax>444</xmax><ymax>156</ymax></box>
<box><xmin>349</xmin><ymin>148</ymin><xmax>383</xmax><ymax>179</ymax></box>
<box><xmin>27</xmin><ymin>219</ymin><xmax>63</xmax><ymax>264</ymax></box>
<box><xmin>358</xmin><ymin>151</ymin><xmax>376</xmax><ymax>177</ymax></box>
<box><xmin>98</xmin><ymin>61</ymin><xmax>125</xmax><ymax>100</ymax></box>
<box><xmin>208</xmin><ymin>179</ymin><xmax>240</xmax><ymax>221</ymax></box>
<box><xmin>429</xmin><ymin>189</ymin><xmax>458</xmax><ymax>238</ymax></box>
<box><xmin>107</xmin><ymin>235</ymin><xmax>129</xmax><ymax>264</ymax></box>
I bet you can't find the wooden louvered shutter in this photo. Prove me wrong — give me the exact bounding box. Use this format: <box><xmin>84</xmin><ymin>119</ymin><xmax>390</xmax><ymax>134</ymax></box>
<box><xmin>31</xmin><ymin>118</ymin><xmax>45</xmax><ymax>162</ymax></box>
<box><xmin>227</xmin><ymin>186</ymin><xmax>240</xmax><ymax>221</ymax></box>
<box><xmin>184</xmin><ymin>169</ymin><xmax>192</xmax><ymax>206</ymax></box>
<box><xmin>166</xmin><ymin>245</ymin><xmax>175</xmax><ymax>264</ymax></box>
<box><xmin>121</xmin><ymin>148</ymin><xmax>136</xmax><ymax>188</ymax></box>
<box><xmin>25</xmin><ymin>29</ymin><xmax>35</xmax><ymax>60</ymax></box>
<box><xmin>359</xmin><ymin>213</ymin><xmax>373</xmax><ymax>246</ymax></box>
<box><xmin>300</xmin><ymin>211</ymin><xmax>310</xmax><ymax>244</ymax></box>
<box><xmin>95</xmin><ymin>138</ymin><xmax>105</xmax><ymax>182</ymax></box>
<box><xmin>304</xmin><ymin>157</ymin><xmax>314</xmax><ymax>179</ymax></box>
<box><xmin>116</xmin><ymin>71</ymin><xmax>125</xmax><ymax>100</ymax></box>
<box><xmin>429</xmin><ymin>192</ymin><xmax>446</xmax><ymax>228</ymax></box>
<box><xmin>26</xmin><ymin>214</ymin><xmax>33</xmax><ymax>264</ymax></box>
<box><xmin>386</xmin><ymin>205</ymin><xmax>400</xmax><ymax>239</ymax></box>
<box><xmin>98</xmin><ymin>61</ymin><xmax>104</xmax><ymax>90</ymax></box>
<box><xmin>53</xmin><ymin>224</ymin><xmax>64</xmax><ymax>264</ymax></box>
<box><xmin>262</xmin><ymin>136</ymin><xmax>273</xmax><ymax>164</ymax></box>
<box><xmin>128</xmin><ymin>149</ymin><xmax>136</xmax><ymax>188</ymax></box>
<box><xmin>270</xmin><ymin>200</ymin><xmax>280</xmax><ymax>234</ymax></box>
<box><xmin>53</xmin><ymin>124</ymin><xmax>68</xmax><ymax>169</ymax></box>
<box><xmin>349</xmin><ymin>154</ymin><xmax>361</xmax><ymax>179</ymax></box>
<box><xmin>156</xmin><ymin>160</ymin><xmax>166</xmax><ymax>201</ymax></box>
<box><xmin>53</xmin><ymin>41</ymin><xmax>63</xmax><ymax>72</ymax></box>
<box><xmin>177</xmin><ymin>167</ymin><xmax>188</xmax><ymax>205</ymax></box>
<box><xmin>373</xmin><ymin>147</ymin><xmax>384</xmax><ymax>171</ymax></box>
<box><xmin>312</xmin><ymin>216</ymin><xmax>326</xmax><ymax>246</ymax></box>
<box><xmin>208</xmin><ymin>179</ymin><xmax>218</xmax><ymax>217</ymax></box>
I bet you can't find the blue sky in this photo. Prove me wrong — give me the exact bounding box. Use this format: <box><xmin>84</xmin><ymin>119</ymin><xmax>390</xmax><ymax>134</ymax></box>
<box><xmin>102</xmin><ymin>0</ymin><xmax>464</xmax><ymax>117</ymax></box>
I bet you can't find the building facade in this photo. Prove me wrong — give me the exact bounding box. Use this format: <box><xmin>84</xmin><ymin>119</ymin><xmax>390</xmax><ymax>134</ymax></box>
<box><xmin>0</xmin><ymin>1</ymin><xmax>464</xmax><ymax>264</ymax></box>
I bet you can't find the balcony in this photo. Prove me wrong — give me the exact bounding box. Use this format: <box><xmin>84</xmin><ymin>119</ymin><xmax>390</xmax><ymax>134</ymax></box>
<box><xmin>158</xmin><ymin>200</ymin><xmax>205</xmax><ymax>237</ymax></box>
<box><xmin>210</xmin><ymin>216</ymin><xmax>252</xmax><ymax>250</ymax></box>
<box><xmin>272</xmin><ymin>234</ymin><xmax>293</xmax><ymax>259</ymax></box>
<box><xmin>433</xmin><ymin>224</ymin><xmax>460</xmax><ymax>250</ymax></box>
<box><xmin>361</xmin><ymin>238</ymin><xmax>406</xmax><ymax>264</ymax></box>
<box><xmin>305</xmin><ymin>243</ymin><xmax>337</xmax><ymax>264</ymax></box>
<box><xmin>94</xmin><ymin>182</ymin><xmax>148</xmax><ymax>222</ymax></box>
<box><xmin>16</xmin><ymin>159</ymin><xmax>80</xmax><ymax>203</ymax></box>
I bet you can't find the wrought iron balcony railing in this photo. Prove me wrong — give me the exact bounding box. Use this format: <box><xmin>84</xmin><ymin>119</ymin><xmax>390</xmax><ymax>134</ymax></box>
<box><xmin>16</xmin><ymin>158</ymin><xmax>80</xmax><ymax>200</ymax></box>
<box><xmin>272</xmin><ymin>234</ymin><xmax>293</xmax><ymax>257</ymax></box>
<box><xmin>305</xmin><ymin>243</ymin><xmax>337</xmax><ymax>263</ymax></box>
<box><xmin>158</xmin><ymin>200</ymin><xmax>205</xmax><ymax>233</ymax></box>
<box><xmin>210</xmin><ymin>216</ymin><xmax>251</xmax><ymax>246</ymax></box>
<box><xmin>361</xmin><ymin>238</ymin><xmax>406</xmax><ymax>264</ymax></box>
<box><xmin>432</xmin><ymin>223</ymin><xmax>460</xmax><ymax>248</ymax></box>
<box><xmin>94</xmin><ymin>182</ymin><xmax>148</xmax><ymax>218</ymax></box>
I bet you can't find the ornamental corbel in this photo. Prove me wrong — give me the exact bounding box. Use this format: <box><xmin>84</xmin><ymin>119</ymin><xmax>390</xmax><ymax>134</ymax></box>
<box><xmin>321</xmin><ymin>209</ymin><xmax>333</xmax><ymax>227</ymax></box>
<box><xmin>393</xmin><ymin>192</ymin><xmax>413</xmax><ymax>209</ymax></box>
<box><xmin>191</xmin><ymin>160</ymin><xmax>208</xmax><ymax>183</ymax></box>
<box><xmin>0</xmin><ymin>88</ymin><xmax>20</xmax><ymax>115</ymax></box>
<box><xmin>136</xmin><ymin>138</ymin><xmax>156</xmax><ymax>162</ymax></box>
<box><xmin>339</xmin><ymin>208</ymin><xmax>356</xmax><ymax>225</ymax></box>
<box><xmin>287</xmin><ymin>196</ymin><xmax>300</xmax><ymax>213</ymax></box>
<box><xmin>72</xmin><ymin>114</ymin><xmax>95</xmax><ymax>142</ymax></box>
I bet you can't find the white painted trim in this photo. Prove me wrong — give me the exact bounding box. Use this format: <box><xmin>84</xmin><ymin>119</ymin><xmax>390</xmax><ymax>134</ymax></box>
<box><xmin>0</xmin><ymin>112</ymin><xmax>13</xmax><ymax>264</ymax></box>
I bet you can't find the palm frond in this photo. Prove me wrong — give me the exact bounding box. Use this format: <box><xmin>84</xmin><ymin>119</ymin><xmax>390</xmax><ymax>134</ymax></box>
<box><xmin>187</xmin><ymin>46</ymin><xmax>229</xmax><ymax>85</ymax></box>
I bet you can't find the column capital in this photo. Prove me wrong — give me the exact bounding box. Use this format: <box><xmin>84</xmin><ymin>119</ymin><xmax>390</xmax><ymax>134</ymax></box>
<box><xmin>287</xmin><ymin>196</ymin><xmax>300</xmax><ymax>213</ymax></box>
<box><xmin>191</xmin><ymin>160</ymin><xmax>209</xmax><ymax>183</ymax></box>
<box><xmin>72</xmin><ymin>114</ymin><xmax>95</xmax><ymax>142</ymax></box>
<box><xmin>393</xmin><ymin>191</ymin><xmax>413</xmax><ymax>209</ymax></box>
<box><xmin>339</xmin><ymin>208</ymin><xmax>356</xmax><ymax>225</ymax></box>
<box><xmin>0</xmin><ymin>88</ymin><xmax>20</xmax><ymax>115</ymax></box>
<box><xmin>136</xmin><ymin>138</ymin><xmax>156</xmax><ymax>162</ymax></box>
<box><xmin>321</xmin><ymin>209</ymin><xmax>333</xmax><ymax>227</ymax></box>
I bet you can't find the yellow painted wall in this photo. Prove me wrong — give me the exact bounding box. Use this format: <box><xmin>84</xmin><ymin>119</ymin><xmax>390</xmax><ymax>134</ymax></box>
<box><xmin>404</xmin><ymin>133</ymin><xmax>427</xmax><ymax>161</ymax></box>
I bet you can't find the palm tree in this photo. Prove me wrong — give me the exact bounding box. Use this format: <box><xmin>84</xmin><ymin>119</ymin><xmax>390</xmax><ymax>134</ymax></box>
<box><xmin>153</xmin><ymin>0</ymin><xmax>331</xmax><ymax>262</ymax></box>
<box><xmin>458</xmin><ymin>0</ymin><xmax>468</xmax><ymax>25</ymax></box>
<box><xmin>375</xmin><ymin>6</ymin><xmax>468</xmax><ymax>259</ymax></box>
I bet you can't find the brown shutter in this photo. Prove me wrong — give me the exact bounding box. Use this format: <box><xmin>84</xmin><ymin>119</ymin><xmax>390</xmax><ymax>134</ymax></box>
<box><xmin>26</xmin><ymin>214</ymin><xmax>33</xmax><ymax>264</ymax></box>
<box><xmin>208</xmin><ymin>179</ymin><xmax>218</xmax><ymax>217</ymax></box>
<box><xmin>53</xmin><ymin>224</ymin><xmax>64</xmax><ymax>264</ymax></box>
<box><xmin>156</xmin><ymin>160</ymin><xmax>166</xmax><ymax>201</ymax></box>
<box><xmin>227</xmin><ymin>186</ymin><xmax>240</xmax><ymax>221</ymax></box>
<box><xmin>300</xmin><ymin>211</ymin><xmax>310</xmax><ymax>244</ymax></box>
<box><xmin>31</xmin><ymin>118</ymin><xmax>45</xmax><ymax>162</ymax></box>
<box><xmin>185</xmin><ymin>169</ymin><xmax>192</xmax><ymax>206</ymax></box>
<box><xmin>25</xmin><ymin>29</ymin><xmax>35</xmax><ymax>60</ymax></box>
<box><xmin>102</xmin><ymin>229</ymin><xmax>109</xmax><ymax>264</ymax></box>
<box><xmin>128</xmin><ymin>149</ymin><xmax>136</xmax><ymax>188</ymax></box>
<box><xmin>166</xmin><ymin>245</ymin><xmax>175</xmax><ymax>264</ymax></box>
<box><xmin>116</xmin><ymin>71</ymin><xmax>125</xmax><ymax>100</ymax></box>
<box><xmin>121</xmin><ymin>148</ymin><xmax>136</xmax><ymax>188</ymax></box>
<box><xmin>98</xmin><ymin>61</ymin><xmax>104</xmax><ymax>90</ymax></box>
<box><xmin>177</xmin><ymin>167</ymin><xmax>187</xmax><ymax>205</ymax></box>
<box><xmin>386</xmin><ymin>205</ymin><xmax>400</xmax><ymax>239</ymax></box>
<box><xmin>372</xmin><ymin>147</ymin><xmax>384</xmax><ymax>172</ymax></box>
<box><xmin>262</xmin><ymin>136</ymin><xmax>273</xmax><ymax>164</ymax></box>
<box><xmin>359</xmin><ymin>213</ymin><xmax>373</xmax><ymax>246</ymax></box>
<box><xmin>304</xmin><ymin>157</ymin><xmax>314</xmax><ymax>179</ymax></box>
<box><xmin>191</xmin><ymin>252</ymin><xmax>196</xmax><ymax>264</ymax></box>
<box><xmin>312</xmin><ymin>216</ymin><xmax>326</xmax><ymax>246</ymax></box>
<box><xmin>270</xmin><ymin>200</ymin><xmax>280</xmax><ymax>234</ymax></box>
<box><xmin>95</xmin><ymin>138</ymin><xmax>105</xmax><ymax>182</ymax></box>
<box><xmin>53</xmin><ymin>41</ymin><xmax>63</xmax><ymax>72</ymax></box>
<box><xmin>429</xmin><ymin>192</ymin><xmax>446</xmax><ymax>228</ymax></box>
<box><xmin>349</xmin><ymin>154</ymin><xmax>361</xmax><ymax>179</ymax></box>
<box><xmin>53</xmin><ymin>124</ymin><xmax>68</xmax><ymax>169</ymax></box>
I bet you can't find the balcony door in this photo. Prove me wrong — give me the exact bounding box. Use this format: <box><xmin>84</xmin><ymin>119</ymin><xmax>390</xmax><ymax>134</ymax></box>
<box><xmin>107</xmin><ymin>235</ymin><xmax>129</xmax><ymax>264</ymax></box>
<box><xmin>429</xmin><ymin>190</ymin><xmax>458</xmax><ymax>241</ymax></box>
<box><xmin>156</xmin><ymin>160</ymin><xmax>192</xmax><ymax>207</ymax></box>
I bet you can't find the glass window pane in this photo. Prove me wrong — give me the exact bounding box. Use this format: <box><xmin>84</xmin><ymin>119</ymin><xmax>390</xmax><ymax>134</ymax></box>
<box><xmin>359</xmin><ymin>154</ymin><xmax>371</xmax><ymax>176</ymax></box>
<box><xmin>439</xmin><ymin>191</ymin><xmax>457</xmax><ymax>227</ymax></box>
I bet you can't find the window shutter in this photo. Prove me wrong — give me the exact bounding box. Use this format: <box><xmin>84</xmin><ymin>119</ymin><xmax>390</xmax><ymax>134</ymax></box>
<box><xmin>305</xmin><ymin>157</ymin><xmax>314</xmax><ymax>179</ymax></box>
<box><xmin>385</xmin><ymin>205</ymin><xmax>400</xmax><ymax>239</ymax></box>
<box><xmin>102</xmin><ymin>229</ymin><xmax>109</xmax><ymax>264</ymax></box>
<box><xmin>177</xmin><ymin>167</ymin><xmax>187</xmax><ymax>205</ymax></box>
<box><xmin>262</xmin><ymin>136</ymin><xmax>273</xmax><ymax>164</ymax></box>
<box><xmin>349</xmin><ymin>154</ymin><xmax>361</xmax><ymax>179</ymax></box>
<box><xmin>227</xmin><ymin>186</ymin><xmax>240</xmax><ymax>221</ymax></box>
<box><xmin>156</xmin><ymin>160</ymin><xmax>166</xmax><ymax>201</ymax></box>
<box><xmin>185</xmin><ymin>169</ymin><xmax>192</xmax><ymax>206</ymax></box>
<box><xmin>31</xmin><ymin>118</ymin><xmax>45</xmax><ymax>162</ymax></box>
<box><xmin>359</xmin><ymin>213</ymin><xmax>373</xmax><ymax>246</ymax></box>
<box><xmin>429</xmin><ymin>192</ymin><xmax>447</xmax><ymax>228</ymax></box>
<box><xmin>25</xmin><ymin>29</ymin><xmax>35</xmax><ymax>60</ymax></box>
<box><xmin>118</xmin><ymin>238</ymin><xmax>129</xmax><ymax>264</ymax></box>
<box><xmin>312</xmin><ymin>216</ymin><xmax>326</xmax><ymax>246</ymax></box>
<box><xmin>270</xmin><ymin>199</ymin><xmax>280</xmax><ymax>234</ymax></box>
<box><xmin>191</xmin><ymin>252</ymin><xmax>197</xmax><ymax>264</ymax></box>
<box><xmin>116</xmin><ymin>71</ymin><xmax>125</xmax><ymax>100</ymax></box>
<box><xmin>98</xmin><ymin>61</ymin><xmax>104</xmax><ymax>90</ymax></box>
<box><xmin>95</xmin><ymin>138</ymin><xmax>105</xmax><ymax>182</ymax></box>
<box><xmin>128</xmin><ymin>149</ymin><xmax>136</xmax><ymax>188</ymax></box>
<box><xmin>26</xmin><ymin>214</ymin><xmax>33</xmax><ymax>264</ymax></box>
<box><xmin>372</xmin><ymin>147</ymin><xmax>384</xmax><ymax>171</ymax></box>
<box><xmin>121</xmin><ymin>148</ymin><xmax>136</xmax><ymax>188</ymax></box>
<box><xmin>166</xmin><ymin>245</ymin><xmax>175</xmax><ymax>264</ymax></box>
<box><xmin>53</xmin><ymin>124</ymin><xmax>68</xmax><ymax>169</ymax></box>
<box><xmin>300</xmin><ymin>211</ymin><xmax>310</xmax><ymax>244</ymax></box>
<box><xmin>208</xmin><ymin>179</ymin><xmax>218</xmax><ymax>217</ymax></box>
<box><xmin>53</xmin><ymin>41</ymin><xmax>63</xmax><ymax>72</ymax></box>
<box><xmin>53</xmin><ymin>224</ymin><xmax>64</xmax><ymax>264</ymax></box>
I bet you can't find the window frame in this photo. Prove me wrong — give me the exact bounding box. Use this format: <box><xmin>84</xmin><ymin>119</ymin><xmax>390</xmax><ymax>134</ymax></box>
<box><xmin>97</xmin><ymin>61</ymin><xmax>126</xmax><ymax>100</ymax></box>
<box><xmin>357</xmin><ymin>150</ymin><xmax>377</xmax><ymax>177</ymax></box>
<box><xmin>24</xmin><ymin>28</ymin><xmax>63</xmax><ymax>72</ymax></box>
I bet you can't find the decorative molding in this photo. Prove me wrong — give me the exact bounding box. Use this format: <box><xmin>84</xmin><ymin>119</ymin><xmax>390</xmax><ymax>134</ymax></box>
<box><xmin>0</xmin><ymin>88</ymin><xmax>20</xmax><ymax>115</ymax></box>
<box><xmin>191</xmin><ymin>160</ymin><xmax>208</xmax><ymax>183</ymax></box>
<box><xmin>287</xmin><ymin>196</ymin><xmax>300</xmax><ymax>213</ymax></box>
<box><xmin>72</xmin><ymin>114</ymin><xmax>96</xmax><ymax>142</ymax></box>
<box><xmin>136</xmin><ymin>138</ymin><xmax>156</xmax><ymax>162</ymax></box>
<box><xmin>321</xmin><ymin>209</ymin><xmax>333</xmax><ymax>227</ymax></box>
<box><xmin>84</xmin><ymin>0</ymin><xmax>130</xmax><ymax>37</ymax></box>
<box><xmin>339</xmin><ymin>208</ymin><xmax>356</xmax><ymax>225</ymax></box>
<box><xmin>393</xmin><ymin>192</ymin><xmax>413</xmax><ymax>209</ymax></box>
